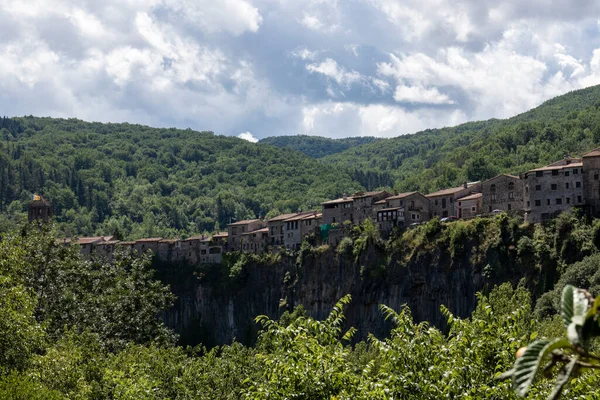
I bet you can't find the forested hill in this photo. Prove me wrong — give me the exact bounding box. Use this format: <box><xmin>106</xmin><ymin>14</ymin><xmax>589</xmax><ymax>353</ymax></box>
<box><xmin>3</xmin><ymin>85</ymin><xmax>600</xmax><ymax>238</ymax></box>
<box><xmin>0</xmin><ymin>117</ymin><xmax>365</xmax><ymax>238</ymax></box>
<box><xmin>322</xmin><ymin>85</ymin><xmax>600</xmax><ymax>193</ymax></box>
<box><xmin>259</xmin><ymin>135</ymin><xmax>381</xmax><ymax>158</ymax></box>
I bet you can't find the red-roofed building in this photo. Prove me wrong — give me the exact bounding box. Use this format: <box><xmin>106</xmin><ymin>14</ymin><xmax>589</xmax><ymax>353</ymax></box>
<box><xmin>228</xmin><ymin>219</ymin><xmax>266</xmax><ymax>252</ymax></box>
<box><xmin>375</xmin><ymin>192</ymin><xmax>429</xmax><ymax>231</ymax></box>
<box><xmin>426</xmin><ymin>182</ymin><xmax>481</xmax><ymax>218</ymax></box>
<box><xmin>456</xmin><ymin>192</ymin><xmax>483</xmax><ymax>219</ymax></box>
<box><xmin>583</xmin><ymin>148</ymin><xmax>600</xmax><ymax>216</ymax></box>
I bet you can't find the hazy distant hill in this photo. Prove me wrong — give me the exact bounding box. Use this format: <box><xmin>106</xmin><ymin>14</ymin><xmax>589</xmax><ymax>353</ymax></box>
<box><xmin>322</xmin><ymin>85</ymin><xmax>600</xmax><ymax>193</ymax></box>
<box><xmin>259</xmin><ymin>135</ymin><xmax>381</xmax><ymax>158</ymax></box>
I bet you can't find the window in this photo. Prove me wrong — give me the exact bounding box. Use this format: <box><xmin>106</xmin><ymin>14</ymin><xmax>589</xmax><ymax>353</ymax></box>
<box><xmin>565</xmin><ymin>171</ymin><xmax>570</xmax><ymax>177</ymax></box>
<box><xmin>527</xmin><ymin>201</ymin><xmax>530</xmax><ymax>207</ymax></box>
<box><xmin>434</xmin><ymin>199</ymin><xmax>438</xmax><ymax>206</ymax></box>
<box><xmin>578</xmin><ymin>195</ymin><xmax>582</xmax><ymax>203</ymax></box>
<box><xmin>552</xmin><ymin>170</ymin><xmax>559</xmax><ymax>176</ymax></box>
<box><xmin>574</xmin><ymin>169</ymin><xmax>578</xmax><ymax>174</ymax></box>
<box><xmin>536</xmin><ymin>185</ymin><xmax>542</xmax><ymax>191</ymax></box>
<box><xmin>400</xmin><ymin>200</ymin><xmax>404</xmax><ymax>207</ymax></box>
<box><xmin>551</xmin><ymin>184</ymin><xmax>557</xmax><ymax>190</ymax></box>
<box><xmin>566</xmin><ymin>197</ymin><xmax>570</xmax><ymax>204</ymax></box>
<box><xmin>556</xmin><ymin>198</ymin><xmax>562</xmax><ymax>205</ymax></box>
<box><xmin>458</xmin><ymin>202</ymin><xmax>462</xmax><ymax>207</ymax></box>
<box><xmin>491</xmin><ymin>194</ymin><xmax>497</xmax><ymax>201</ymax></box>
<box><xmin>546</xmin><ymin>199</ymin><xmax>551</xmax><ymax>206</ymax></box>
<box><xmin>536</xmin><ymin>171</ymin><xmax>544</xmax><ymax>177</ymax></box>
<box><xmin>471</xmin><ymin>206</ymin><xmax>476</xmax><ymax>212</ymax></box>
<box><xmin>489</xmin><ymin>206</ymin><xmax>492</xmax><ymax>212</ymax></box>
<box><xmin>525</xmin><ymin>186</ymin><xmax>529</xmax><ymax>193</ymax></box>
<box><xmin>566</xmin><ymin>182</ymin><xmax>570</xmax><ymax>189</ymax></box>
<box><xmin>508</xmin><ymin>182</ymin><xmax>514</xmax><ymax>190</ymax></box>
<box><xmin>490</xmin><ymin>184</ymin><xmax>497</xmax><ymax>193</ymax></box>
<box><xmin>442</xmin><ymin>198</ymin><xmax>446</xmax><ymax>209</ymax></box>
<box><xmin>595</xmin><ymin>174</ymin><xmax>599</xmax><ymax>180</ymax></box>
<box><xmin>508</xmin><ymin>204</ymin><xmax>512</xmax><ymax>211</ymax></box>
<box><xmin>508</xmin><ymin>192</ymin><xmax>514</xmax><ymax>199</ymax></box>
<box><xmin>535</xmin><ymin>200</ymin><xmax>541</xmax><ymax>206</ymax></box>
<box><xmin>412</xmin><ymin>214</ymin><xmax>416</xmax><ymax>220</ymax></box>
<box><xmin>576</xmin><ymin>181</ymin><xmax>581</xmax><ymax>188</ymax></box>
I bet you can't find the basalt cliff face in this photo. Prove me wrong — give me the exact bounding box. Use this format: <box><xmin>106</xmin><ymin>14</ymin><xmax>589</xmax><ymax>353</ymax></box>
<box><xmin>160</xmin><ymin>240</ymin><xmax>541</xmax><ymax>347</ymax></box>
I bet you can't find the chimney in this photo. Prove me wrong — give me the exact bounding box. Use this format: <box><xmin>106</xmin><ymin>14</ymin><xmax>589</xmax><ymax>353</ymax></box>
<box><xmin>463</xmin><ymin>182</ymin><xmax>468</xmax><ymax>189</ymax></box>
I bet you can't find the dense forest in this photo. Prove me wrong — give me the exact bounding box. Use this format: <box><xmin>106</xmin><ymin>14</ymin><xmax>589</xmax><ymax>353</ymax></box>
<box><xmin>0</xmin><ymin>117</ymin><xmax>364</xmax><ymax>239</ymax></box>
<box><xmin>2</xmin><ymin>85</ymin><xmax>600</xmax><ymax>239</ymax></box>
<box><xmin>259</xmin><ymin>135</ymin><xmax>381</xmax><ymax>158</ymax></box>
<box><xmin>4</xmin><ymin>214</ymin><xmax>600</xmax><ymax>398</ymax></box>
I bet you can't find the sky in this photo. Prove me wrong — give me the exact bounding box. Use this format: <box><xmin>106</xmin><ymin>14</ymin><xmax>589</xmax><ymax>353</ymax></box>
<box><xmin>2</xmin><ymin>1</ymin><xmax>600</xmax><ymax>141</ymax></box>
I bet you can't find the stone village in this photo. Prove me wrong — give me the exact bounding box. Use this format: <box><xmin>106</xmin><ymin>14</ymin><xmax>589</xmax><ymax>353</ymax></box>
<box><xmin>29</xmin><ymin>147</ymin><xmax>600</xmax><ymax>264</ymax></box>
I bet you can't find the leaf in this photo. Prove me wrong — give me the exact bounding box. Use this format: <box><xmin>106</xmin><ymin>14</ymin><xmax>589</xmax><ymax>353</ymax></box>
<box><xmin>513</xmin><ymin>338</ymin><xmax>571</xmax><ymax>397</ymax></box>
<box><xmin>561</xmin><ymin>285</ymin><xmax>589</xmax><ymax>330</ymax></box>
<box><xmin>495</xmin><ymin>369</ymin><xmax>515</xmax><ymax>381</ymax></box>
<box><xmin>547</xmin><ymin>357</ymin><xmax>578</xmax><ymax>400</ymax></box>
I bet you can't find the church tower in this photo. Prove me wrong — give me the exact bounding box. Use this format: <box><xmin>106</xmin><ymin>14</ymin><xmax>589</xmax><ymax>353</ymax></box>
<box><xmin>28</xmin><ymin>195</ymin><xmax>52</xmax><ymax>223</ymax></box>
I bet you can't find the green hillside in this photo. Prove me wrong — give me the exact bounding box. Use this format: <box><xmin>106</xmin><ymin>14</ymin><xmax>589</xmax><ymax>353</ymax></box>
<box><xmin>0</xmin><ymin>117</ymin><xmax>363</xmax><ymax>238</ymax></box>
<box><xmin>259</xmin><ymin>135</ymin><xmax>381</xmax><ymax>158</ymax></box>
<box><xmin>323</xmin><ymin>85</ymin><xmax>600</xmax><ymax>193</ymax></box>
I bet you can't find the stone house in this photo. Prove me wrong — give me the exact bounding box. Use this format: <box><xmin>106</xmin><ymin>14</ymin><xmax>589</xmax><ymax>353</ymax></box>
<box><xmin>267</xmin><ymin>213</ymin><xmax>300</xmax><ymax>248</ymax></box>
<box><xmin>93</xmin><ymin>240</ymin><xmax>120</xmax><ymax>261</ymax></box>
<box><xmin>76</xmin><ymin>236</ymin><xmax>114</xmax><ymax>258</ymax></box>
<box><xmin>241</xmin><ymin>227</ymin><xmax>269</xmax><ymax>253</ymax></box>
<box><xmin>426</xmin><ymin>182</ymin><xmax>481</xmax><ymax>219</ymax></box>
<box><xmin>134</xmin><ymin>238</ymin><xmax>162</xmax><ymax>257</ymax></box>
<box><xmin>228</xmin><ymin>219</ymin><xmax>267</xmax><ymax>252</ymax></box>
<box><xmin>583</xmin><ymin>148</ymin><xmax>600</xmax><ymax>216</ymax></box>
<box><xmin>321</xmin><ymin>196</ymin><xmax>354</xmax><ymax>225</ymax></box>
<box><xmin>481</xmin><ymin>174</ymin><xmax>523</xmax><ymax>215</ymax></box>
<box><xmin>158</xmin><ymin>239</ymin><xmax>182</xmax><ymax>262</ymax></box>
<box><xmin>283</xmin><ymin>211</ymin><xmax>321</xmax><ymax>250</ymax></box>
<box><xmin>522</xmin><ymin>157</ymin><xmax>584</xmax><ymax>222</ymax></box>
<box><xmin>351</xmin><ymin>191</ymin><xmax>391</xmax><ymax>224</ymax></box>
<box><xmin>375</xmin><ymin>192</ymin><xmax>430</xmax><ymax>231</ymax></box>
<box><xmin>456</xmin><ymin>192</ymin><xmax>482</xmax><ymax>219</ymax></box>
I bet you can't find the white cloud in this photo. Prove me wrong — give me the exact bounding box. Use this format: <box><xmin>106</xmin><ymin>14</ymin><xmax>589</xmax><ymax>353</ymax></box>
<box><xmin>238</xmin><ymin>131</ymin><xmax>259</xmax><ymax>142</ymax></box>
<box><xmin>290</xmin><ymin>48</ymin><xmax>319</xmax><ymax>60</ymax></box>
<box><xmin>393</xmin><ymin>84</ymin><xmax>454</xmax><ymax>105</ymax></box>
<box><xmin>306</xmin><ymin>58</ymin><xmax>362</xmax><ymax>87</ymax></box>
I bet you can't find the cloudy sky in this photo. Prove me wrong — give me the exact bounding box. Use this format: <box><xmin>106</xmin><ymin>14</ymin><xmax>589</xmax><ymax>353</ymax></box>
<box><xmin>2</xmin><ymin>0</ymin><xmax>600</xmax><ymax>141</ymax></box>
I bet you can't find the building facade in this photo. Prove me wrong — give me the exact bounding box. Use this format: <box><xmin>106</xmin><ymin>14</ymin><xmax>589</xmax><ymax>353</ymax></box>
<box><xmin>352</xmin><ymin>191</ymin><xmax>391</xmax><ymax>224</ymax></box>
<box><xmin>426</xmin><ymin>182</ymin><xmax>482</xmax><ymax>219</ymax></box>
<box><xmin>375</xmin><ymin>192</ymin><xmax>430</xmax><ymax>231</ymax></box>
<box><xmin>523</xmin><ymin>158</ymin><xmax>584</xmax><ymax>222</ymax></box>
<box><xmin>481</xmin><ymin>174</ymin><xmax>523</xmax><ymax>215</ymax></box>
<box><xmin>583</xmin><ymin>148</ymin><xmax>600</xmax><ymax>216</ymax></box>
<box><xmin>456</xmin><ymin>192</ymin><xmax>482</xmax><ymax>219</ymax></box>
<box><xmin>322</xmin><ymin>196</ymin><xmax>354</xmax><ymax>225</ymax></box>
<box><xmin>267</xmin><ymin>213</ymin><xmax>300</xmax><ymax>248</ymax></box>
<box><xmin>227</xmin><ymin>219</ymin><xmax>266</xmax><ymax>251</ymax></box>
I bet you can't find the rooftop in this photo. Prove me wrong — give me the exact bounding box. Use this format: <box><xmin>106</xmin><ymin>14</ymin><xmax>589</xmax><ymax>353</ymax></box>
<box><xmin>135</xmin><ymin>237</ymin><xmax>163</xmax><ymax>242</ymax></box>
<box><xmin>212</xmin><ymin>232</ymin><xmax>228</xmax><ymax>238</ymax></box>
<box><xmin>457</xmin><ymin>192</ymin><xmax>483</xmax><ymax>201</ymax></box>
<box><xmin>267</xmin><ymin>212</ymin><xmax>303</xmax><ymax>222</ymax></box>
<box><xmin>377</xmin><ymin>191</ymin><xmax>418</xmax><ymax>203</ymax></box>
<box><xmin>228</xmin><ymin>219</ymin><xmax>261</xmax><ymax>226</ymax></box>
<box><xmin>378</xmin><ymin>207</ymin><xmax>402</xmax><ymax>212</ymax></box>
<box><xmin>528</xmin><ymin>162</ymin><xmax>583</xmax><ymax>173</ymax></box>
<box><xmin>321</xmin><ymin>197</ymin><xmax>353</xmax><ymax>205</ymax></box>
<box><xmin>584</xmin><ymin>148</ymin><xmax>600</xmax><ymax>158</ymax></box>
<box><xmin>483</xmin><ymin>174</ymin><xmax>520</xmax><ymax>183</ymax></box>
<box><xmin>283</xmin><ymin>211</ymin><xmax>319</xmax><ymax>222</ymax></box>
<box><xmin>351</xmin><ymin>190</ymin><xmax>389</xmax><ymax>199</ymax></box>
<box><xmin>426</xmin><ymin>182</ymin><xmax>480</xmax><ymax>198</ymax></box>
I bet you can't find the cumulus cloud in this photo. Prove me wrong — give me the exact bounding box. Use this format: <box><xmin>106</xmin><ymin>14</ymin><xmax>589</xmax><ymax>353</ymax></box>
<box><xmin>238</xmin><ymin>131</ymin><xmax>259</xmax><ymax>142</ymax></box>
<box><xmin>1</xmin><ymin>0</ymin><xmax>600</xmax><ymax>139</ymax></box>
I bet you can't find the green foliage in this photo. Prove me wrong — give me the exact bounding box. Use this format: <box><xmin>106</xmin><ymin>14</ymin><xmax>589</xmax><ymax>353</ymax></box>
<box><xmin>260</xmin><ymin>134</ymin><xmax>382</xmax><ymax>159</ymax></box>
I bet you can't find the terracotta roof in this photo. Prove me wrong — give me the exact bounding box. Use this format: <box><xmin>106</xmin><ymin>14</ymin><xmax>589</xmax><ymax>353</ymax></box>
<box><xmin>283</xmin><ymin>211</ymin><xmax>319</xmax><ymax>222</ymax></box>
<box><xmin>242</xmin><ymin>227</ymin><xmax>269</xmax><ymax>235</ymax></box>
<box><xmin>76</xmin><ymin>237</ymin><xmax>106</xmax><ymax>245</ymax></box>
<box><xmin>547</xmin><ymin>158</ymin><xmax>582</xmax><ymax>167</ymax></box>
<box><xmin>528</xmin><ymin>162</ymin><xmax>583</xmax><ymax>173</ymax></box>
<box><xmin>135</xmin><ymin>238</ymin><xmax>163</xmax><ymax>242</ymax></box>
<box><xmin>117</xmin><ymin>241</ymin><xmax>136</xmax><ymax>245</ymax></box>
<box><xmin>212</xmin><ymin>232</ymin><xmax>228</xmax><ymax>238</ymax></box>
<box><xmin>184</xmin><ymin>235</ymin><xmax>206</xmax><ymax>241</ymax></box>
<box><xmin>302</xmin><ymin>212</ymin><xmax>322</xmax><ymax>220</ymax></box>
<box><xmin>351</xmin><ymin>190</ymin><xmax>389</xmax><ymax>199</ymax></box>
<box><xmin>584</xmin><ymin>148</ymin><xmax>600</xmax><ymax>157</ymax></box>
<box><xmin>322</xmin><ymin>197</ymin><xmax>353</xmax><ymax>205</ymax></box>
<box><xmin>482</xmin><ymin>174</ymin><xmax>520</xmax><ymax>184</ymax></box>
<box><xmin>267</xmin><ymin>213</ymin><xmax>301</xmax><ymax>222</ymax></box>
<box><xmin>100</xmin><ymin>240</ymin><xmax>120</xmax><ymax>245</ymax></box>
<box><xmin>426</xmin><ymin>183</ymin><xmax>479</xmax><ymax>198</ymax></box>
<box><xmin>159</xmin><ymin>239</ymin><xmax>179</xmax><ymax>244</ymax></box>
<box><xmin>457</xmin><ymin>192</ymin><xmax>482</xmax><ymax>201</ymax></box>
<box><xmin>228</xmin><ymin>219</ymin><xmax>261</xmax><ymax>226</ymax></box>
<box><xmin>383</xmin><ymin>191</ymin><xmax>418</xmax><ymax>201</ymax></box>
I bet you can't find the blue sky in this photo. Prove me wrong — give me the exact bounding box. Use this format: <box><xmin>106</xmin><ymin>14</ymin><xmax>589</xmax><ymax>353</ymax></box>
<box><xmin>1</xmin><ymin>0</ymin><xmax>600</xmax><ymax>141</ymax></box>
